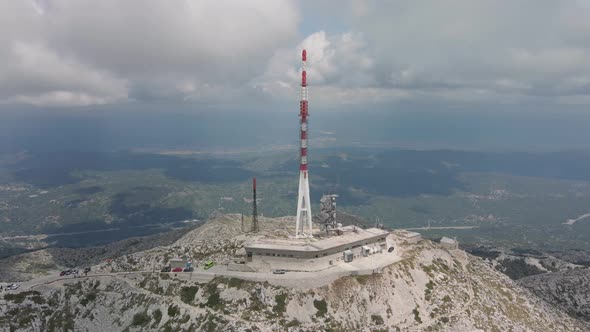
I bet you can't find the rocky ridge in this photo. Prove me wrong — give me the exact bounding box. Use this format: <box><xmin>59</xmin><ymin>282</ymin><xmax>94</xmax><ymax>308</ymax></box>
<box><xmin>519</xmin><ymin>269</ymin><xmax>590</xmax><ymax>322</ymax></box>
<box><xmin>1</xmin><ymin>215</ymin><xmax>589</xmax><ymax>331</ymax></box>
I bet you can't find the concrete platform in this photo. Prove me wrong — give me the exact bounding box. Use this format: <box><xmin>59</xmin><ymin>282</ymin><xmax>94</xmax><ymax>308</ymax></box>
<box><xmin>245</xmin><ymin>226</ymin><xmax>389</xmax><ymax>261</ymax></box>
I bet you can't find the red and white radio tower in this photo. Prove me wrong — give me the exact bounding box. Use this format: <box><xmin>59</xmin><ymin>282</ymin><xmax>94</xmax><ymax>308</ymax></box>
<box><xmin>295</xmin><ymin>49</ymin><xmax>312</xmax><ymax>238</ymax></box>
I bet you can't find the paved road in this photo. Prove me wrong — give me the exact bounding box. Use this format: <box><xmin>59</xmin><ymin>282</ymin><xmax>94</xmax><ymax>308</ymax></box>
<box><xmin>198</xmin><ymin>250</ymin><xmax>404</xmax><ymax>289</ymax></box>
<box><xmin>405</xmin><ymin>226</ymin><xmax>479</xmax><ymax>231</ymax></box>
<box><xmin>5</xmin><ymin>271</ymin><xmax>154</xmax><ymax>291</ymax></box>
<box><xmin>2</xmin><ymin>249</ymin><xmax>404</xmax><ymax>293</ymax></box>
<box><xmin>564</xmin><ymin>213</ymin><xmax>590</xmax><ymax>225</ymax></box>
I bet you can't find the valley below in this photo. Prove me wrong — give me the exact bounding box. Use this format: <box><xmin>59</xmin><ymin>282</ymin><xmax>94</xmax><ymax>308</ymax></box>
<box><xmin>1</xmin><ymin>148</ymin><xmax>590</xmax><ymax>330</ymax></box>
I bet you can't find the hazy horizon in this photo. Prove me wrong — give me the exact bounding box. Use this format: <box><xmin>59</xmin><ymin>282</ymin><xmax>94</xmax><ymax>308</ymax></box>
<box><xmin>2</xmin><ymin>105</ymin><xmax>590</xmax><ymax>154</ymax></box>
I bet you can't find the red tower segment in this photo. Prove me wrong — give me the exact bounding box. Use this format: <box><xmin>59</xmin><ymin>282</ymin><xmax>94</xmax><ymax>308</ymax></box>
<box><xmin>299</xmin><ymin>49</ymin><xmax>309</xmax><ymax>171</ymax></box>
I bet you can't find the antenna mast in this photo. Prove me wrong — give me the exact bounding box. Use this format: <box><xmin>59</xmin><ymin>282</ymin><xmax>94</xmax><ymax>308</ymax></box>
<box><xmin>295</xmin><ymin>49</ymin><xmax>313</xmax><ymax>238</ymax></box>
<box><xmin>251</xmin><ymin>177</ymin><xmax>259</xmax><ymax>232</ymax></box>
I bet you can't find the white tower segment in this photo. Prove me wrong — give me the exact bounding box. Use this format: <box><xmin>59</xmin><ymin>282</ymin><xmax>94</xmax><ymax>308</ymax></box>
<box><xmin>295</xmin><ymin>49</ymin><xmax>312</xmax><ymax>238</ymax></box>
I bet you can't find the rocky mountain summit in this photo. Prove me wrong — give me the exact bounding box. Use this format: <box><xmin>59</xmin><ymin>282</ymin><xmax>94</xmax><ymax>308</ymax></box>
<box><xmin>1</xmin><ymin>214</ymin><xmax>589</xmax><ymax>331</ymax></box>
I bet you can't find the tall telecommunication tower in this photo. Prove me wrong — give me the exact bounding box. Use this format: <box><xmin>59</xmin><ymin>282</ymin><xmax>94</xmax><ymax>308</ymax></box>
<box><xmin>295</xmin><ymin>49</ymin><xmax>312</xmax><ymax>238</ymax></box>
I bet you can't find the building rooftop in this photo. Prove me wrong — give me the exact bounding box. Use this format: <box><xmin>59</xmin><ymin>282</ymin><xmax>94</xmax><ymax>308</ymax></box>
<box><xmin>398</xmin><ymin>231</ymin><xmax>421</xmax><ymax>238</ymax></box>
<box><xmin>245</xmin><ymin>226</ymin><xmax>389</xmax><ymax>253</ymax></box>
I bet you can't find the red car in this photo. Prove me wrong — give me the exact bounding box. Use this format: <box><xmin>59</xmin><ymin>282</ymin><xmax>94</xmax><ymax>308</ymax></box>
<box><xmin>172</xmin><ymin>267</ymin><xmax>183</xmax><ymax>273</ymax></box>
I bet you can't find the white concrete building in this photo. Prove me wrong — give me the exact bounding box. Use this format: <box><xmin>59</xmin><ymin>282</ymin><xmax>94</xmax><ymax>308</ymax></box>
<box><xmin>440</xmin><ymin>236</ymin><xmax>458</xmax><ymax>250</ymax></box>
<box><xmin>397</xmin><ymin>231</ymin><xmax>422</xmax><ymax>244</ymax></box>
<box><xmin>244</xmin><ymin>226</ymin><xmax>389</xmax><ymax>271</ymax></box>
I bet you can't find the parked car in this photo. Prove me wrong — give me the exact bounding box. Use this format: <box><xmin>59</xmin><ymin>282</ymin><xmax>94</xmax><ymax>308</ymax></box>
<box><xmin>388</xmin><ymin>246</ymin><xmax>395</xmax><ymax>253</ymax></box>
<box><xmin>64</xmin><ymin>270</ymin><xmax>72</xmax><ymax>275</ymax></box>
<box><xmin>203</xmin><ymin>261</ymin><xmax>215</xmax><ymax>270</ymax></box>
<box><xmin>83</xmin><ymin>267</ymin><xmax>91</xmax><ymax>273</ymax></box>
<box><xmin>6</xmin><ymin>284</ymin><xmax>20</xmax><ymax>290</ymax></box>
<box><xmin>60</xmin><ymin>271</ymin><xmax>66</xmax><ymax>276</ymax></box>
<box><xmin>183</xmin><ymin>267</ymin><xmax>194</xmax><ymax>272</ymax></box>
<box><xmin>272</xmin><ymin>269</ymin><xmax>286</xmax><ymax>274</ymax></box>
<box><xmin>161</xmin><ymin>266</ymin><xmax>171</xmax><ymax>272</ymax></box>
<box><xmin>172</xmin><ymin>267</ymin><xmax>183</xmax><ymax>273</ymax></box>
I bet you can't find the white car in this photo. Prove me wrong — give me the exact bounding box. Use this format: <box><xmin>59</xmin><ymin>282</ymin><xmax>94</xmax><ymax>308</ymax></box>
<box><xmin>5</xmin><ymin>283</ymin><xmax>20</xmax><ymax>290</ymax></box>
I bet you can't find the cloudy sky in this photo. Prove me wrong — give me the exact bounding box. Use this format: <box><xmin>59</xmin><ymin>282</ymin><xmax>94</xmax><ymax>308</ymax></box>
<box><xmin>2</xmin><ymin>0</ymin><xmax>590</xmax><ymax>110</ymax></box>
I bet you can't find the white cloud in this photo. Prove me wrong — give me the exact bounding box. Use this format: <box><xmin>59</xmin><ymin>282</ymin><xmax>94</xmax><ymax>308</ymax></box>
<box><xmin>346</xmin><ymin>0</ymin><xmax>590</xmax><ymax>100</ymax></box>
<box><xmin>0</xmin><ymin>0</ymin><xmax>300</xmax><ymax>107</ymax></box>
<box><xmin>0</xmin><ymin>41</ymin><xmax>127</xmax><ymax>105</ymax></box>
<box><xmin>257</xmin><ymin>0</ymin><xmax>590</xmax><ymax>107</ymax></box>
<box><xmin>2</xmin><ymin>0</ymin><xmax>590</xmax><ymax>108</ymax></box>
<box><xmin>257</xmin><ymin>31</ymin><xmax>380</xmax><ymax>106</ymax></box>
<box><xmin>11</xmin><ymin>91</ymin><xmax>115</xmax><ymax>107</ymax></box>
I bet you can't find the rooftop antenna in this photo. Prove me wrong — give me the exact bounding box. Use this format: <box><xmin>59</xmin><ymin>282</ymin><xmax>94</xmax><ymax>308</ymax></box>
<box><xmin>319</xmin><ymin>194</ymin><xmax>338</xmax><ymax>236</ymax></box>
<box><xmin>251</xmin><ymin>177</ymin><xmax>259</xmax><ymax>232</ymax></box>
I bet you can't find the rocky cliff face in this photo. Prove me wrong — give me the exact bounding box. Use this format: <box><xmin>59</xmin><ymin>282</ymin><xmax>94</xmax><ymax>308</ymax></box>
<box><xmin>519</xmin><ymin>269</ymin><xmax>590</xmax><ymax>323</ymax></box>
<box><xmin>1</xmin><ymin>216</ymin><xmax>589</xmax><ymax>331</ymax></box>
